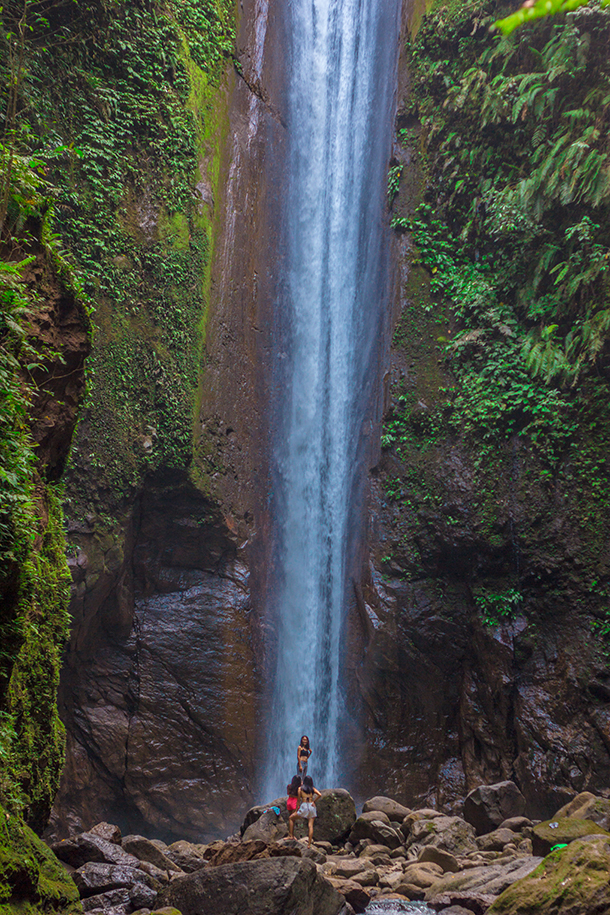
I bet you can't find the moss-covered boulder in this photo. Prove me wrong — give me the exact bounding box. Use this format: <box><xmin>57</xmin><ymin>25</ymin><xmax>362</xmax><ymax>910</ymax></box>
<box><xmin>488</xmin><ymin>835</ymin><xmax>610</xmax><ymax>914</ymax></box>
<box><xmin>0</xmin><ymin>802</ymin><xmax>82</xmax><ymax>914</ymax></box>
<box><xmin>531</xmin><ymin>817</ymin><xmax>610</xmax><ymax>856</ymax></box>
<box><xmin>553</xmin><ymin>792</ymin><xmax>610</xmax><ymax>832</ymax></box>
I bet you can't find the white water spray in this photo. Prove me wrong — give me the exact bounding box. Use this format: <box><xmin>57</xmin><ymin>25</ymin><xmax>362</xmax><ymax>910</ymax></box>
<box><xmin>264</xmin><ymin>0</ymin><xmax>401</xmax><ymax>797</ymax></box>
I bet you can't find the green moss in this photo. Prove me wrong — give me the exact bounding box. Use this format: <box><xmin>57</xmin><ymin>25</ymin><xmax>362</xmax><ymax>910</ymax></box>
<box><xmin>3</xmin><ymin>490</ymin><xmax>71</xmax><ymax>832</ymax></box>
<box><xmin>0</xmin><ymin>800</ymin><xmax>81</xmax><ymax>915</ymax></box>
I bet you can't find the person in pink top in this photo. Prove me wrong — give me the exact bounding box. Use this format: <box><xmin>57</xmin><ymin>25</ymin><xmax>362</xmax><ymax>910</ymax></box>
<box><xmin>286</xmin><ymin>775</ymin><xmax>301</xmax><ymax>815</ymax></box>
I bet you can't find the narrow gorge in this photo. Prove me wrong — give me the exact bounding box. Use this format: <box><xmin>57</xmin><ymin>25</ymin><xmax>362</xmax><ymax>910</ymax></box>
<box><xmin>1</xmin><ymin>0</ymin><xmax>610</xmax><ymax>911</ymax></box>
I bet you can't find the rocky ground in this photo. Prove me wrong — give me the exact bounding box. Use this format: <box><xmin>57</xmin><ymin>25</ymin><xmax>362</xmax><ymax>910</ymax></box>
<box><xmin>48</xmin><ymin>783</ymin><xmax>610</xmax><ymax>915</ymax></box>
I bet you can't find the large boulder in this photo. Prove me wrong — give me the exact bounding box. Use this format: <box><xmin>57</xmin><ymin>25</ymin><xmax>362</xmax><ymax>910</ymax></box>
<box><xmin>425</xmin><ymin>856</ymin><xmax>543</xmax><ymax>903</ymax></box>
<box><xmin>51</xmin><ymin>833</ymin><xmax>140</xmax><ymax>869</ymax></box>
<box><xmin>242</xmin><ymin>807</ymin><xmax>288</xmax><ymax>843</ymax></box>
<box><xmin>407</xmin><ymin>815</ymin><xmax>477</xmax><ymax>855</ymax></box>
<box><xmin>158</xmin><ymin>855</ymin><xmax>350</xmax><ymax>915</ymax></box>
<box><xmin>464</xmin><ymin>782</ymin><xmax>526</xmax><ymax>836</ymax></box>
<box><xmin>241</xmin><ymin>799</ymin><xmax>288</xmax><ymax>834</ymax></box>
<box><xmin>206</xmin><ymin>839</ymin><xmax>301</xmax><ymax>867</ymax></box>
<box><xmin>476</xmin><ymin>828</ymin><xmax>517</xmax><ymax>852</ymax></box>
<box><xmin>166</xmin><ymin>840</ymin><xmax>207</xmax><ymax>873</ymax></box>
<box><xmin>73</xmin><ymin>862</ymin><xmax>160</xmax><ymax>897</ymax></box>
<box><xmin>348</xmin><ymin>816</ymin><xmax>402</xmax><ymax>849</ymax></box>
<box><xmin>361</xmin><ymin>797</ymin><xmax>411</xmax><ymax>822</ymax></box>
<box><xmin>0</xmin><ymin>803</ymin><xmax>82</xmax><ymax>915</ymax></box>
<box><xmin>89</xmin><ymin>823</ymin><xmax>122</xmax><ymax>845</ymax></box>
<box><xmin>488</xmin><ymin>835</ymin><xmax>610</xmax><ymax>914</ymax></box>
<box><xmin>553</xmin><ymin>792</ymin><xmax>610</xmax><ymax>831</ymax></box>
<box><xmin>313</xmin><ymin>790</ymin><xmax>357</xmax><ymax>844</ymax></box>
<box><xmin>531</xmin><ymin>817</ymin><xmax>610</xmax><ymax>856</ymax></box>
<box><xmin>122</xmin><ymin>835</ymin><xmax>183</xmax><ymax>873</ymax></box>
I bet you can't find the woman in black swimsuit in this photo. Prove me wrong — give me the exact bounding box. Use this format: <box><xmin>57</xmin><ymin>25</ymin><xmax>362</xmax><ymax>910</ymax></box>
<box><xmin>297</xmin><ymin>735</ymin><xmax>312</xmax><ymax>777</ymax></box>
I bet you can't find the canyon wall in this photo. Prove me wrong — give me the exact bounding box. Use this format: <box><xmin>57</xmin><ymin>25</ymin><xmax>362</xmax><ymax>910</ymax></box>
<box><xmin>352</xmin><ymin>0</ymin><xmax>610</xmax><ymax>817</ymax></box>
<box><xmin>44</xmin><ymin>0</ymin><xmax>285</xmax><ymax>841</ymax></box>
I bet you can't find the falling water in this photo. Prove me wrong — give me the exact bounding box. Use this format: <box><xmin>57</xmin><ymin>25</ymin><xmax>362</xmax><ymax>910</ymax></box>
<box><xmin>263</xmin><ymin>0</ymin><xmax>401</xmax><ymax>796</ymax></box>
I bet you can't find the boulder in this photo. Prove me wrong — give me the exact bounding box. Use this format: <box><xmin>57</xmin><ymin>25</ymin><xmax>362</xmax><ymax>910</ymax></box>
<box><xmin>488</xmin><ymin>835</ymin><xmax>610</xmax><ymax>914</ymax></box>
<box><xmin>206</xmin><ymin>839</ymin><xmax>301</xmax><ymax>867</ymax></box>
<box><xmin>425</xmin><ymin>856</ymin><xmax>543</xmax><ymax>902</ymax></box>
<box><xmin>314</xmin><ymin>790</ymin><xmax>357</xmax><ymax>844</ymax></box>
<box><xmin>323</xmin><ymin>857</ymin><xmax>369</xmax><ymax>879</ymax></box>
<box><xmin>349</xmin><ymin>816</ymin><xmax>402</xmax><ymax>848</ymax></box>
<box><xmin>531</xmin><ymin>817</ymin><xmax>610</xmax><ymax>856</ymax></box>
<box><xmin>464</xmin><ymin>783</ymin><xmax>526</xmax><ymax>836</ymax></box>
<box><xmin>166</xmin><ymin>841</ymin><xmax>206</xmax><ymax>874</ymax></box>
<box><xmin>358</xmin><ymin>844</ymin><xmax>392</xmax><ymax>861</ymax></box>
<box><xmin>0</xmin><ymin>802</ymin><xmax>82</xmax><ymax>915</ymax></box>
<box><xmin>361</xmin><ymin>797</ymin><xmax>411</xmax><ymax>822</ymax></box>
<box><xmin>429</xmin><ymin>892</ymin><xmax>495</xmax><ymax>915</ymax></box>
<box><xmin>158</xmin><ymin>855</ymin><xmax>349</xmax><ymax>915</ymax></box>
<box><xmin>241</xmin><ymin>799</ymin><xmax>289</xmax><ymax>834</ymax></box>
<box><xmin>440</xmin><ymin>908</ymin><xmax>481</xmax><ymax>915</ymax></box>
<box><xmin>326</xmin><ymin>876</ymin><xmax>371</xmax><ymax>913</ymax></box>
<box><xmin>122</xmin><ymin>836</ymin><xmax>183</xmax><ymax>873</ymax></box>
<box><xmin>81</xmin><ymin>888</ymin><xmax>131</xmax><ymax>912</ymax></box>
<box><xmin>242</xmin><ymin>808</ymin><xmax>288</xmax><ymax>843</ymax></box>
<box><xmin>129</xmin><ymin>880</ymin><xmax>159</xmax><ymax>909</ymax></box>
<box><xmin>553</xmin><ymin>792</ymin><xmax>610</xmax><ymax>832</ymax></box>
<box><xmin>89</xmin><ymin>823</ymin><xmax>122</xmax><ymax>845</ymax></box>
<box><xmin>418</xmin><ymin>846</ymin><xmax>459</xmax><ymax>872</ymax></box>
<box><xmin>407</xmin><ymin>815</ymin><xmax>477</xmax><ymax>856</ymax></box>
<box><xmin>476</xmin><ymin>828</ymin><xmax>517</xmax><ymax>852</ymax></box>
<box><xmin>51</xmin><ymin>833</ymin><xmax>141</xmax><ymax>869</ymax></box>
<box><xmin>358</xmin><ymin>810</ymin><xmax>392</xmax><ymax>827</ymax></box>
<box><xmin>351</xmin><ymin>869</ymin><xmax>378</xmax><ymax>887</ymax></box>
<box><xmin>401</xmin><ymin>809</ymin><xmax>443</xmax><ymax>837</ymax></box>
<box><xmin>393</xmin><ymin>882</ymin><xmax>426</xmax><ymax>901</ymax></box>
<box><xmin>499</xmin><ymin>817</ymin><xmax>531</xmax><ymax>832</ymax></box>
<box><xmin>401</xmin><ymin>861</ymin><xmax>443</xmax><ymax>888</ymax></box>
<box><xmin>73</xmin><ymin>862</ymin><xmax>160</xmax><ymax>897</ymax></box>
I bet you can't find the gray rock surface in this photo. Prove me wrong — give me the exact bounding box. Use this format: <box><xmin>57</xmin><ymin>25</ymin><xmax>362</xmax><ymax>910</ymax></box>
<box><xmin>122</xmin><ymin>835</ymin><xmax>183</xmax><ymax>872</ymax></box>
<box><xmin>425</xmin><ymin>855</ymin><xmax>543</xmax><ymax>900</ymax></box>
<box><xmin>349</xmin><ymin>816</ymin><xmax>402</xmax><ymax>848</ymax></box>
<box><xmin>242</xmin><ymin>808</ymin><xmax>288</xmax><ymax>843</ymax></box>
<box><xmin>166</xmin><ymin>840</ymin><xmax>207</xmax><ymax>873</ymax></box>
<box><xmin>158</xmin><ymin>855</ymin><xmax>349</xmax><ymax>915</ymax></box>
<box><xmin>361</xmin><ymin>797</ymin><xmax>411</xmax><ymax>822</ymax></box>
<box><xmin>407</xmin><ymin>815</ymin><xmax>477</xmax><ymax>855</ymax></box>
<box><xmin>464</xmin><ymin>782</ymin><xmax>526</xmax><ymax>836</ymax></box>
<box><xmin>89</xmin><ymin>823</ymin><xmax>122</xmax><ymax>845</ymax></box>
<box><xmin>81</xmin><ymin>888</ymin><xmax>131</xmax><ymax>912</ymax></box>
<box><xmin>51</xmin><ymin>833</ymin><xmax>141</xmax><ymax>869</ymax></box>
<box><xmin>73</xmin><ymin>862</ymin><xmax>159</xmax><ymax>897</ymax></box>
<box><xmin>476</xmin><ymin>828</ymin><xmax>516</xmax><ymax>851</ymax></box>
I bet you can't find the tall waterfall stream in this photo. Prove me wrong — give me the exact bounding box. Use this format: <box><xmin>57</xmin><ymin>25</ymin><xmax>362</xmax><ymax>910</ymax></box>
<box><xmin>263</xmin><ymin>0</ymin><xmax>402</xmax><ymax>796</ymax></box>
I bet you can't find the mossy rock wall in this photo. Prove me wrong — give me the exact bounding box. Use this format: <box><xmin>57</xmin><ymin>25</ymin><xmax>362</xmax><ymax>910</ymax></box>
<box><xmin>352</xmin><ymin>0</ymin><xmax>610</xmax><ymax>815</ymax></box>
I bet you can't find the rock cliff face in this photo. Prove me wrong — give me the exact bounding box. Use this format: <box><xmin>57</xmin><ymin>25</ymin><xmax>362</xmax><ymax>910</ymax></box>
<box><xmin>351</xmin><ymin>0</ymin><xmax>610</xmax><ymax>817</ymax></box>
<box><xmin>49</xmin><ymin>0</ymin><xmax>285</xmax><ymax>841</ymax></box>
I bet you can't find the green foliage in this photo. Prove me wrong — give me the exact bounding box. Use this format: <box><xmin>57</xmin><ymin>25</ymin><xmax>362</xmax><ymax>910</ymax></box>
<box><xmin>0</xmin><ymin>0</ymin><xmax>235</xmax><ymax>520</ymax></box>
<box><xmin>388</xmin><ymin>164</ymin><xmax>403</xmax><ymax>203</ymax></box>
<box><xmin>496</xmin><ymin>0</ymin><xmax>610</xmax><ymax>36</ymax></box>
<box><xmin>474</xmin><ymin>586</ymin><xmax>522</xmax><ymax>627</ymax></box>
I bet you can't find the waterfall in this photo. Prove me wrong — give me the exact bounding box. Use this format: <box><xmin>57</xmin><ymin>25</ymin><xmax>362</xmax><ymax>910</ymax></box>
<box><xmin>263</xmin><ymin>0</ymin><xmax>401</xmax><ymax>797</ymax></box>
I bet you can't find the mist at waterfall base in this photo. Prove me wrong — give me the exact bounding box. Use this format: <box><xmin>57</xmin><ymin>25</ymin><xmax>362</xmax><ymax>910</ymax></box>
<box><xmin>262</xmin><ymin>0</ymin><xmax>401</xmax><ymax>801</ymax></box>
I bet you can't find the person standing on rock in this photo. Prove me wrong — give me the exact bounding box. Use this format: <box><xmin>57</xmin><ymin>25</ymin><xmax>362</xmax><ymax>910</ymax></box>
<box><xmin>297</xmin><ymin>735</ymin><xmax>312</xmax><ymax>777</ymax></box>
<box><xmin>288</xmin><ymin>774</ymin><xmax>321</xmax><ymax>847</ymax></box>
<box><xmin>287</xmin><ymin>775</ymin><xmax>301</xmax><ymax>816</ymax></box>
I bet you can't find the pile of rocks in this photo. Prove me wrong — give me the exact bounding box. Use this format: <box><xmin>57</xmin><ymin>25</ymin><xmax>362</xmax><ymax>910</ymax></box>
<box><xmin>50</xmin><ymin>784</ymin><xmax>610</xmax><ymax>915</ymax></box>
